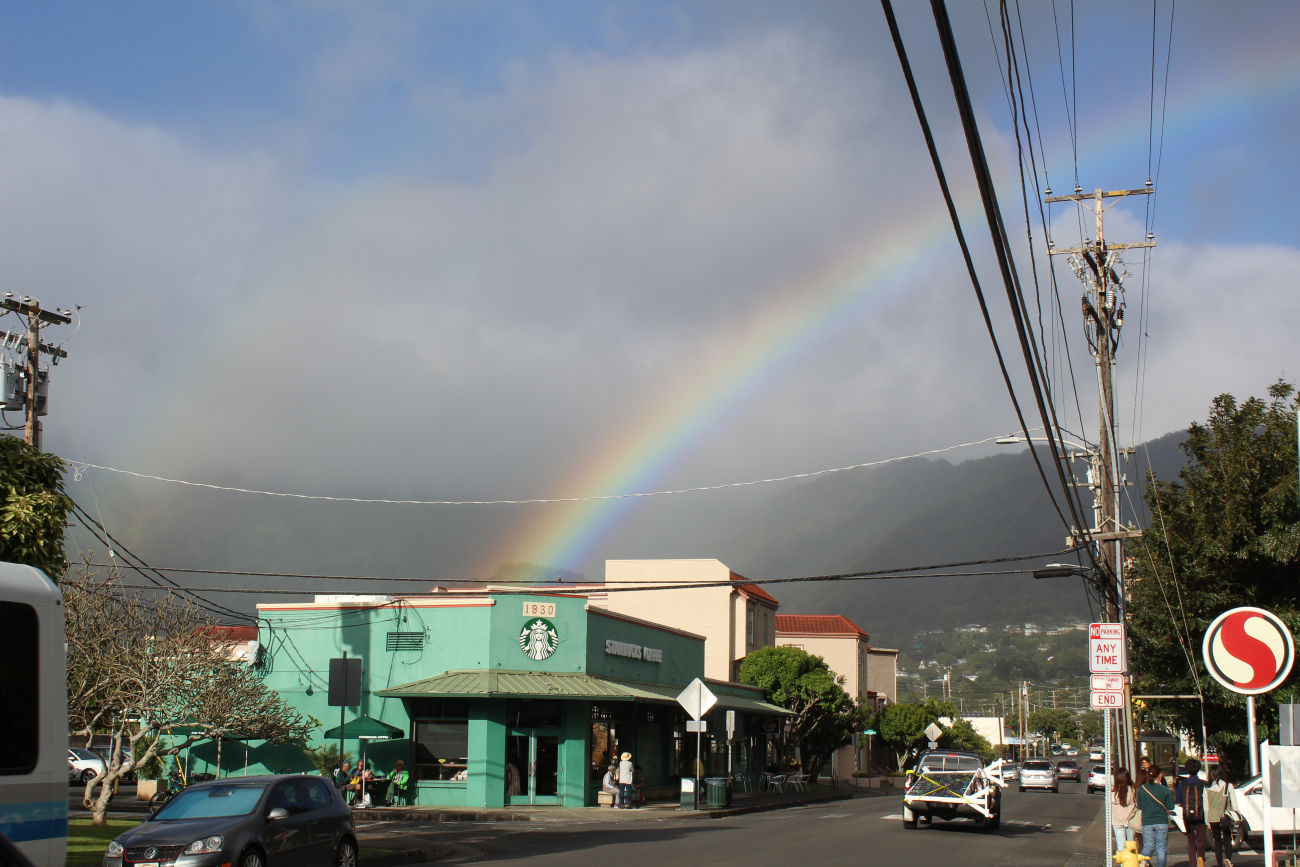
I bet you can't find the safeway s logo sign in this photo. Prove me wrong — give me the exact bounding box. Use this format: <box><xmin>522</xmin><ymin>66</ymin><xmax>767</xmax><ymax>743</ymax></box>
<box><xmin>1202</xmin><ymin>607</ymin><xmax>1295</xmax><ymax>695</ymax></box>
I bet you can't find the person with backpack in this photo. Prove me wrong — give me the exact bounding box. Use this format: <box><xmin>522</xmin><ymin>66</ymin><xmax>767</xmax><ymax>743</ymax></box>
<box><xmin>1175</xmin><ymin>758</ymin><xmax>1209</xmax><ymax>867</ymax></box>
<box><xmin>1205</xmin><ymin>765</ymin><xmax>1235</xmax><ymax>867</ymax></box>
<box><xmin>1136</xmin><ymin>766</ymin><xmax>1175</xmax><ymax>867</ymax></box>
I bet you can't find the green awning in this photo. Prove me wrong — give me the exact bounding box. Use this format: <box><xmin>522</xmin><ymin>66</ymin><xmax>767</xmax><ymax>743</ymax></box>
<box><xmin>377</xmin><ymin>670</ymin><xmax>787</xmax><ymax>715</ymax></box>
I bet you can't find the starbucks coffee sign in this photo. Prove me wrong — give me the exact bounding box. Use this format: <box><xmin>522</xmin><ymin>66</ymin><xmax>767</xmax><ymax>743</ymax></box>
<box><xmin>604</xmin><ymin>639</ymin><xmax>663</xmax><ymax>663</ymax></box>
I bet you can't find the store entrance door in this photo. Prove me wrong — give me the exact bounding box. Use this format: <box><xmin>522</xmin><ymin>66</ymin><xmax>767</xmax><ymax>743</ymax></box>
<box><xmin>506</xmin><ymin>729</ymin><xmax>561</xmax><ymax>804</ymax></box>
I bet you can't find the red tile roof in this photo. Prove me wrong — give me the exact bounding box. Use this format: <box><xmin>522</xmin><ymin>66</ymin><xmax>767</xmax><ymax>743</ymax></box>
<box><xmin>730</xmin><ymin>572</ymin><xmax>779</xmax><ymax>606</ymax></box>
<box><xmin>775</xmin><ymin>614</ymin><xmax>869</xmax><ymax>640</ymax></box>
<box><xmin>196</xmin><ymin>625</ymin><xmax>259</xmax><ymax>642</ymax></box>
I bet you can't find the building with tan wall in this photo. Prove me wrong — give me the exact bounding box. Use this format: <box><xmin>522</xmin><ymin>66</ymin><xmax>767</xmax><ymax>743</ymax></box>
<box><xmin>595</xmin><ymin>559</ymin><xmax>779</xmax><ymax>682</ymax></box>
<box><xmin>775</xmin><ymin>614</ymin><xmax>898</xmax><ymax>778</ymax></box>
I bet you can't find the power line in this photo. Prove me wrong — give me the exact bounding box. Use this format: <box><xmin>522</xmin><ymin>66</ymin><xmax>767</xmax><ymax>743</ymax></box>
<box><xmin>63</xmin><ymin>433</ymin><xmax>1016</xmax><ymax>506</ymax></box>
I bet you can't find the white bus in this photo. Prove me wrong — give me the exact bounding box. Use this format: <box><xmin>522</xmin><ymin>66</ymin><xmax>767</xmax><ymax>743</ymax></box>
<box><xmin>0</xmin><ymin>562</ymin><xmax>67</xmax><ymax>866</ymax></box>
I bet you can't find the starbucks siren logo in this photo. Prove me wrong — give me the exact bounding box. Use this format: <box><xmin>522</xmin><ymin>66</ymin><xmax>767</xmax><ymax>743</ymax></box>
<box><xmin>520</xmin><ymin>618</ymin><xmax>559</xmax><ymax>661</ymax></box>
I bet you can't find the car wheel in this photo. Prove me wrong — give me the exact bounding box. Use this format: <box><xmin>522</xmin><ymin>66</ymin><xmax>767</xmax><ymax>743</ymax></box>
<box><xmin>335</xmin><ymin>838</ymin><xmax>358</xmax><ymax>867</ymax></box>
<box><xmin>1018</xmin><ymin>786</ymin><xmax>1024</xmax><ymax>793</ymax></box>
<box><xmin>1229</xmin><ymin>816</ymin><xmax>1248</xmax><ymax>850</ymax></box>
<box><xmin>902</xmin><ymin>804</ymin><xmax>917</xmax><ymax>829</ymax></box>
<box><xmin>80</xmin><ymin>769</ymin><xmax>96</xmax><ymax>783</ymax></box>
<box><xmin>238</xmin><ymin>847</ymin><xmax>266</xmax><ymax>867</ymax></box>
<box><xmin>1051</xmin><ymin>785</ymin><xmax>1058</xmax><ymax>793</ymax></box>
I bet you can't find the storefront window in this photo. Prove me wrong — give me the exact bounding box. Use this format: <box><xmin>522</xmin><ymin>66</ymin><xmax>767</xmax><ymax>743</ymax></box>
<box><xmin>414</xmin><ymin>720</ymin><xmax>468</xmax><ymax>782</ymax></box>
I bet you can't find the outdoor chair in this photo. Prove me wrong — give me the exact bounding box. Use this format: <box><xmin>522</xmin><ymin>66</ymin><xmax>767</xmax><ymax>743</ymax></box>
<box><xmin>766</xmin><ymin>774</ymin><xmax>786</xmax><ymax>792</ymax></box>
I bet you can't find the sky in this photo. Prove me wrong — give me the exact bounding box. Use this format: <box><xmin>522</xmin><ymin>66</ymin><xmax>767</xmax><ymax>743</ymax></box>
<box><xmin>1</xmin><ymin>1</ymin><xmax>1297</xmax><ymax>583</ymax></box>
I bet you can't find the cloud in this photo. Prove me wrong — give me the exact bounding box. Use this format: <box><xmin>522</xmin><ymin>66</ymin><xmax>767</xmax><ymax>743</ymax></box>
<box><xmin>0</xmin><ymin>10</ymin><xmax>1295</xmax><ymax>581</ymax></box>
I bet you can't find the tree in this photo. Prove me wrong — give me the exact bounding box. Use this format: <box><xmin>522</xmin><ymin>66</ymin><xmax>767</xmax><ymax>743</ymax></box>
<box><xmin>0</xmin><ymin>434</ymin><xmax>71</xmax><ymax>576</ymax></box>
<box><xmin>1026</xmin><ymin>707</ymin><xmax>1074</xmax><ymax>742</ymax></box>
<box><xmin>1126</xmin><ymin>381</ymin><xmax>1300</xmax><ymax>774</ymax></box>
<box><xmin>64</xmin><ymin>562</ymin><xmax>313</xmax><ymax>824</ymax></box>
<box><xmin>874</xmin><ymin>698</ymin><xmax>955</xmax><ymax>769</ymax></box>
<box><xmin>738</xmin><ymin>645</ymin><xmax>867</xmax><ymax>780</ymax></box>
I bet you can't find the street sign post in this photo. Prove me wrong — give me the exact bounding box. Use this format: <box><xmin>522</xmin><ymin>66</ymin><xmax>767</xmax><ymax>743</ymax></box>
<box><xmin>677</xmin><ymin>679</ymin><xmax>718</xmax><ymax>809</ymax></box>
<box><xmin>1202</xmin><ymin>606</ymin><xmax>1296</xmax><ymax>793</ymax></box>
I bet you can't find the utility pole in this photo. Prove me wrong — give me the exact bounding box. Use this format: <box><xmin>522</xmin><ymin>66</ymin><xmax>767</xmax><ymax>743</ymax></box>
<box><xmin>1</xmin><ymin>296</ymin><xmax>71</xmax><ymax>451</ymax></box>
<box><xmin>1046</xmin><ymin>185</ymin><xmax>1155</xmax><ymax>780</ymax></box>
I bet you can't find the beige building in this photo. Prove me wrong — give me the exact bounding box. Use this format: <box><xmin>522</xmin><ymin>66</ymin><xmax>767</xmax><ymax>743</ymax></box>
<box><xmin>775</xmin><ymin>614</ymin><xmax>898</xmax><ymax>778</ymax></box>
<box><xmin>596</xmin><ymin>559</ymin><xmax>780</xmax><ymax>681</ymax></box>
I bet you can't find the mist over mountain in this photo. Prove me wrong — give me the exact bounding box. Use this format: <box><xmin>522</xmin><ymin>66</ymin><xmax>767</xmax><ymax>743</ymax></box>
<box><xmin>64</xmin><ymin>430</ymin><xmax>1189</xmax><ymax>649</ymax></box>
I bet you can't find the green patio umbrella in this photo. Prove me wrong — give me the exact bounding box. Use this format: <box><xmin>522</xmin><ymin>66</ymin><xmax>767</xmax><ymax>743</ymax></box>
<box><xmin>323</xmin><ymin>715</ymin><xmax>405</xmax><ymax>805</ymax></box>
<box><xmin>322</xmin><ymin>715</ymin><xmax>404</xmax><ymax>740</ymax></box>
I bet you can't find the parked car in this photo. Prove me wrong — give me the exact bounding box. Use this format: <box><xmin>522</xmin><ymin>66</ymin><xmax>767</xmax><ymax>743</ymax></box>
<box><xmin>1221</xmin><ymin>774</ymin><xmax>1300</xmax><ymax>847</ymax></box>
<box><xmin>104</xmin><ymin>775</ymin><xmax>358</xmax><ymax>867</ymax></box>
<box><xmin>1019</xmin><ymin>759</ymin><xmax>1059</xmax><ymax>792</ymax></box>
<box><xmin>1086</xmin><ymin>765</ymin><xmax>1107</xmax><ymax>793</ymax></box>
<box><xmin>68</xmin><ymin>747</ymin><xmax>106</xmax><ymax>784</ymax></box>
<box><xmin>1056</xmin><ymin>760</ymin><xmax>1081</xmax><ymax>782</ymax></box>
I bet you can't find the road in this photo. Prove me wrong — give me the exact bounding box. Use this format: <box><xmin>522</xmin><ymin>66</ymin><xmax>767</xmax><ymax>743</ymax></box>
<box><xmin>356</xmin><ymin>782</ymin><xmax>1109</xmax><ymax>866</ymax></box>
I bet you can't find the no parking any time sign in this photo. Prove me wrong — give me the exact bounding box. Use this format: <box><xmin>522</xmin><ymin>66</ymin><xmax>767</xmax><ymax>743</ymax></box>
<box><xmin>1089</xmin><ymin>623</ymin><xmax>1126</xmax><ymax>673</ymax></box>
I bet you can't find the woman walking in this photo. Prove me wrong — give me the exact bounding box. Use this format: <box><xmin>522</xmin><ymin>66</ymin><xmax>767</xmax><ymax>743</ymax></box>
<box><xmin>1110</xmin><ymin>767</ymin><xmax>1138</xmax><ymax>851</ymax></box>
<box><xmin>1136</xmin><ymin>767</ymin><xmax>1175</xmax><ymax>867</ymax></box>
<box><xmin>1207</xmin><ymin>765</ymin><xmax>1235</xmax><ymax>867</ymax></box>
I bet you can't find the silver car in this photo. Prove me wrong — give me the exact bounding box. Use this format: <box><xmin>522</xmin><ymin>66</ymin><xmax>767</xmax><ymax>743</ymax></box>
<box><xmin>104</xmin><ymin>775</ymin><xmax>358</xmax><ymax>867</ymax></box>
<box><xmin>1018</xmin><ymin>759</ymin><xmax>1059</xmax><ymax>792</ymax></box>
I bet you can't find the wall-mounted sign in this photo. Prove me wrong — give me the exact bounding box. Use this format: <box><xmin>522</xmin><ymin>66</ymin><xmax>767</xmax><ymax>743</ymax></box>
<box><xmin>523</xmin><ymin>601</ymin><xmax>556</xmax><ymax>618</ymax></box>
<box><xmin>519</xmin><ymin>618</ymin><xmax>559</xmax><ymax>661</ymax></box>
<box><xmin>1203</xmin><ymin>607</ymin><xmax>1295</xmax><ymax>695</ymax></box>
<box><xmin>604</xmin><ymin>639</ymin><xmax>663</xmax><ymax>663</ymax></box>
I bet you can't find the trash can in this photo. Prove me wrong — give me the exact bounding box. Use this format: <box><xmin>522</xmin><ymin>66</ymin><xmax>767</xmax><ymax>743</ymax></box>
<box><xmin>704</xmin><ymin>777</ymin><xmax>731</xmax><ymax>808</ymax></box>
<box><xmin>680</xmin><ymin>777</ymin><xmax>698</xmax><ymax>810</ymax></box>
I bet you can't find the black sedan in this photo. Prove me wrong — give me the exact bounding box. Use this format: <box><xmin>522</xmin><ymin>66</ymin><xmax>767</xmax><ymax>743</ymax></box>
<box><xmin>104</xmin><ymin>775</ymin><xmax>357</xmax><ymax>867</ymax></box>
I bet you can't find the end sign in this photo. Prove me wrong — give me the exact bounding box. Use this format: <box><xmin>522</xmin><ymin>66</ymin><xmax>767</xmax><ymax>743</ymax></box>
<box><xmin>1089</xmin><ymin>623</ymin><xmax>1126</xmax><ymax>674</ymax></box>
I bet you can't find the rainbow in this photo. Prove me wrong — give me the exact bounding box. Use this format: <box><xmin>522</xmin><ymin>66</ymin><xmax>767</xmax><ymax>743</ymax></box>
<box><xmin>473</xmin><ymin>208</ymin><xmax>956</xmax><ymax>580</ymax></box>
<box><xmin>476</xmin><ymin>25</ymin><xmax>1300</xmax><ymax>581</ymax></box>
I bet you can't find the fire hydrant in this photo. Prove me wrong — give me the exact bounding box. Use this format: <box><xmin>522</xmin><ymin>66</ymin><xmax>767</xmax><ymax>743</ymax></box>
<box><xmin>1112</xmin><ymin>841</ymin><xmax>1150</xmax><ymax>867</ymax></box>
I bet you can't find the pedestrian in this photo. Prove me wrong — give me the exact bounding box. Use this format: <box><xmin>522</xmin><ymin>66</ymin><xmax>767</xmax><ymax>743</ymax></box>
<box><xmin>1110</xmin><ymin>767</ymin><xmax>1138</xmax><ymax>851</ymax></box>
<box><xmin>1175</xmin><ymin>758</ymin><xmax>1210</xmax><ymax>867</ymax></box>
<box><xmin>1136</xmin><ymin>766</ymin><xmax>1175</xmax><ymax>867</ymax></box>
<box><xmin>1143</xmin><ymin>758</ymin><xmax>1167</xmax><ymax>785</ymax></box>
<box><xmin>1206</xmin><ymin>764</ymin><xmax>1235</xmax><ymax>867</ymax></box>
<box><xmin>617</xmin><ymin>752</ymin><xmax>635</xmax><ymax>808</ymax></box>
<box><xmin>335</xmin><ymin>760</ymin><xmax>352</xmax><ymax>792</ymax></box>
<box><xmin>389</xmin><ymin>760</ymin><xmax>410</xmax><ymax>806</ymax></box>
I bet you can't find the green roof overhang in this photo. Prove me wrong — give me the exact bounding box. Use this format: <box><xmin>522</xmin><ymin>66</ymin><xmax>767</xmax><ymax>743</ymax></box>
<box><xmin>377</xmin><ymin>670</ymin><xmax>788</xmax><ymax>715</ymax></box>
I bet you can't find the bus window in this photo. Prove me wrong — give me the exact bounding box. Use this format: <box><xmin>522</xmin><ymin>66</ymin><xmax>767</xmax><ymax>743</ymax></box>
<box><xmin>0</xmin><ymin>601</ymin><xmax>38</xmax><ymax>775</ymax></box>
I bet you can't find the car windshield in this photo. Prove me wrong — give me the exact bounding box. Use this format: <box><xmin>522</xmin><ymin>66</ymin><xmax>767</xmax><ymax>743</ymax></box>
<box><xmin>154</xmin><ymin>784</ymin><xmax>268</xmax><ymax>820</ymax></box>
<box><xmin>1022</xmin><ymin>761</ymin><xmax>1051</xmax><ymax>770</ymax></box>
<box><xmin>70</xmin><ymin>749</ymin><xmax>99</xmax><ymax>761</ymax></box>
<box><xmin>1058</xmin><ymin>761</ymin><xmax>1077</xmax><ymax>768</ymax></box>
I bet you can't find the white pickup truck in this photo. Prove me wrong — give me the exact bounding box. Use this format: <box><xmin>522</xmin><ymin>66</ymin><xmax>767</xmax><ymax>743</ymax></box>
<box><xmin>902</xmin><ymin>750</ymin><xmax>1003</xmax><ymax>832</ymax></box>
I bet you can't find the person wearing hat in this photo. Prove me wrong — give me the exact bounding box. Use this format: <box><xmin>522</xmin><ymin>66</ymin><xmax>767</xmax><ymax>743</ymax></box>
<box><xmin>617</xmin><ymin>752</ymin><xmax>635</xmax><ymax>808</ymax></box>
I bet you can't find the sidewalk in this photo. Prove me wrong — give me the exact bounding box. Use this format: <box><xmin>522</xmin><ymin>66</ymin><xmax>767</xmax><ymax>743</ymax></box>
<box><xmin>353</xmin><ymin>783</ymin><xmax>875</xmax><ymax>865</ymax></box>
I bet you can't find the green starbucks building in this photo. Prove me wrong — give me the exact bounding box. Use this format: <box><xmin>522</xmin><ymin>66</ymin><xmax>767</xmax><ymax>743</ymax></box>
<box><xmin>248</xmin><ymin>589</ymin><xmax>785</xmax><ymax>808</ymax></box>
